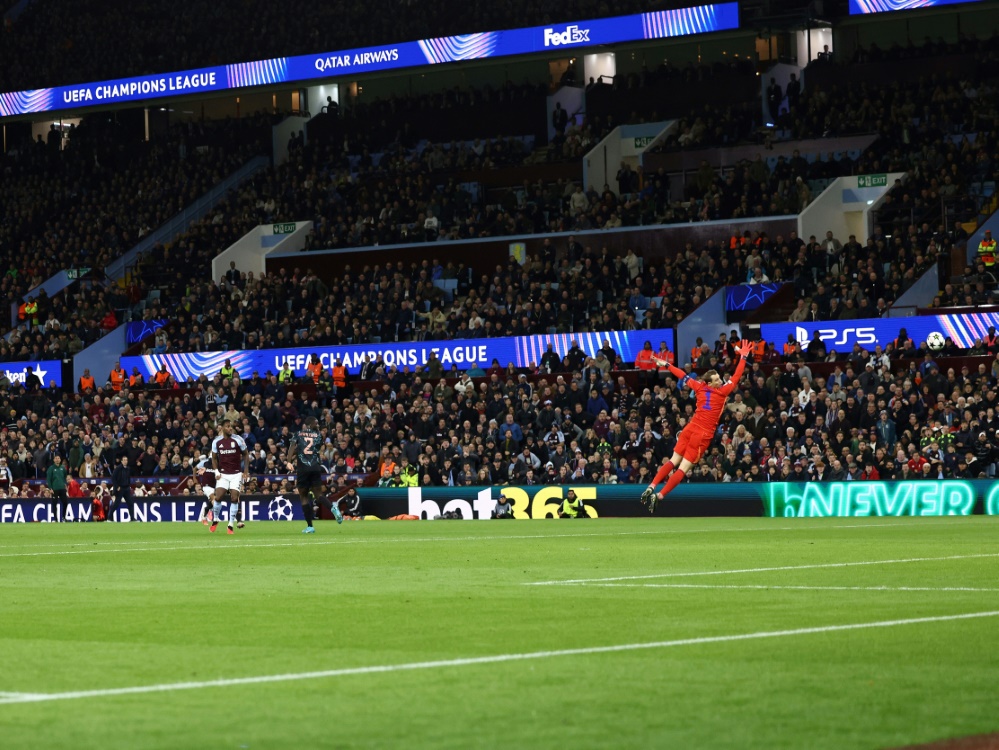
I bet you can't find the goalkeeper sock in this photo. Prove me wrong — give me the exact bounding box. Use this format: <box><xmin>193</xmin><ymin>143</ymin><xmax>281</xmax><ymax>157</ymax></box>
<box><xmin>651</xmin><ymin>461</ymin><xmax>674</xmax><ymax>485</ymax></box>
<box><xmin>659</xmin><ymin>469</ymin><xmax>686</xmax><ymax>498</ymax></box>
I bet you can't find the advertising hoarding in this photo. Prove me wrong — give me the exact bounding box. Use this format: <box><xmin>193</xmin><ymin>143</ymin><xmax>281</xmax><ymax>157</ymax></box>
<box><xmin>0</xmin><ymin>3</ymin><xmax>738</xmax><ymax>117</ymax></box>
<box><xmin>761</xmin><ymin>312</ymin><xmax>999</xmax><ymax>353</ymax></box>
<box><xmin>3</xmin><ymin>480</ymin><xmax>994</xmax><ymax>522</ymax></box>
<box><xmin>120</xmin><ymin>329</ymin><xmax>674</xmax><ymax>380</ymax></box>
<box><xmin>849</xmin><ymin>0</ymin><xmax>982</xmax><ymax>15</ymax></box>
<box><xmin>2</xmin><ymin>359</ymin><xmax>64</xmax><ymax>389</ymax></box>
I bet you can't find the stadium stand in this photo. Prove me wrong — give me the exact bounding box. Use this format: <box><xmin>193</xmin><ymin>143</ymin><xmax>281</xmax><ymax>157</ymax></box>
<box><xmin>3</xmin><ymin>13</ymin><xmax>999</xmax><ymax>502</ymax></box>
<box><xmin>2</xmin><ymin>324</ymin><xmax>998</xmax><ymax>503</ymax></box>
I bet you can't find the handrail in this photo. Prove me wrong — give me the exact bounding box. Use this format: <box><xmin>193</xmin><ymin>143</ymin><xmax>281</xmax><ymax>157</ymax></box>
<box><xmin>105</xmin><ymin>155</ymin><xmax>271</xmax><ymax>281</ymax></box>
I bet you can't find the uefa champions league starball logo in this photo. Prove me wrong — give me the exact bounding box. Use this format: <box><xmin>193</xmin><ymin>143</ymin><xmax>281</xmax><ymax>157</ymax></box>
<box><xmin>268</xmin><ymin>496</ymin><xmax>295</xmax><ymax>521</ymax></box>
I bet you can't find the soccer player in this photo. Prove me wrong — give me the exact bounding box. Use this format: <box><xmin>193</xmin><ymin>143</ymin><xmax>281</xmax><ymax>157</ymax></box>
<box><xmin>196</xmin><ymin>453</ymin><xmax>245</xmax><ymax>528</ymax></box>
<box><xmin>195</xmin><ymin>453</ymin><xmax>217</xmax><ymax>526</ymax></box>
<box><xmin>286</xmin><ymin>416</ymin><xmax>342</xmax><ymax>533</ymax></box>
<box><xmin>641</xmin><ymin>340</ymin><xmax>753</xmax><ymax>513</ymax></box>
<box><xmin>210</xmin><ymin>420</ymin><xmax>249</xmax><ymax>534</ymax></box>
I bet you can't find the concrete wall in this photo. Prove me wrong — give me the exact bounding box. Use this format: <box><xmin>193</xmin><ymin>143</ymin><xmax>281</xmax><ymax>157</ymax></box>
<box><xmin>676</xmin><ymin>288</ymin><xmax>738</xmax><ymax>367</ymax></box>
<box><xmin>266</xmin><ymin>216</ymin><xmax>799</xmax><ymax>281</ymax></box>
<box><xmin>644</xmin><ymin>133</ymin><xmax>877</xmax><ymax>174</ymax></box>
<box><xmin>212</xmin><ymin>221</ymin><xmax>313</xmax><ymax>281</ymax></box>
<box><xmin>583</xmin><ymin>126</ymin><xmax>622</xmax><ymax>193</ymax></box>
<box><xmin>105</xmin><ymin>155</ymin><xmax>270</xmax><ymax>281</ymax></box>
<box><xmin>798</xmin><ymin>172</ymin><xmax>906</xmax><ymax>244</ymax></box>
<box><xmin>21</xmin><ymin>270</ymin><xmax>73</xmax><ymax>302</ymax></box>
<box><xmin>889</xmin><ymin>265</ymin><xmax>939</xmax><ymax>318</ymax></box>
<box><xmin>73</xmin><ymin>324</ymin><xmax>126</xmax><ymax>387</ymax></box>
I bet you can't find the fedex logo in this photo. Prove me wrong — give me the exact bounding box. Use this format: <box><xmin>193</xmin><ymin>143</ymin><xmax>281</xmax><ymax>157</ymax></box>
<box><xmin>543</xmin><ymin>25</ymin><xmax>590</xmax><ymax>46</ymax></box>
<box><xmin>796</xmin><ymin>326</ymin><xmax>876</xmax><ymax>349</ymax></box>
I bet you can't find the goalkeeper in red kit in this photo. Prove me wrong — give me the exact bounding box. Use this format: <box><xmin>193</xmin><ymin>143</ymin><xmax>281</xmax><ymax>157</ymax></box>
<box><xmin>641</xmin><ymin>340</ymin><xmax>754</xmax><ymax>513</ymax></box>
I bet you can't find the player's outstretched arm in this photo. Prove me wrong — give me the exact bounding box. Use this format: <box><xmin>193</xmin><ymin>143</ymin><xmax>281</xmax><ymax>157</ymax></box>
<box><xmin>720</xmin><ymin>342</ymin><xmax>753</xmax><ymax>395</ymax></box>
<box><xmin>652</xmin><ymin>353</ymin><xmax>687</xmax><ymax>381</ymax></box>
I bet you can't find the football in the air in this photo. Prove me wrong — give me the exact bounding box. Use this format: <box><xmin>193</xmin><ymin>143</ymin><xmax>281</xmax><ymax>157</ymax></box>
<box><xmin>926</xmin><ymin>332</ymin><xmax>945</xmax><ymax>350</ymax></box>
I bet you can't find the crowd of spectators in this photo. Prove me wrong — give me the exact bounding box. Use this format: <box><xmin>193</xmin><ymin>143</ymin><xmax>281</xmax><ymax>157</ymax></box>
<box><xmin>3</xmin><ymin>319</ymin><xmax>999</xmax><ymax>508</ymax></box>
<box><xmin>0</xmin><ymin>115</ymin><xmax>274</xmax><ymax>357</ymax></box>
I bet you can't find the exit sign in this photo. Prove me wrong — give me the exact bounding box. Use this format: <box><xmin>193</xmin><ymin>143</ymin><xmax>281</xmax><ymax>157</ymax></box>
<box><xmin>272</xmin><ymin>223</ymin><xmax>296</xmax><ymax>235</ymax></box>
<box><xmin>858</xmin><ymin>174</ymin><xmax>887</xmax><ymax>188</ymax></box>
<box><xmin>633</xmin><ymin>136</ymin><xmax>656</xmax><ymax>149</ymax></box>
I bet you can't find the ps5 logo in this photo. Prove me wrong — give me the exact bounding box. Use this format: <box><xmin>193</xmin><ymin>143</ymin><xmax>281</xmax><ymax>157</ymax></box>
<box><xmin>796</xmin><ymin>326</ymin><xmax>877</xmax><ymax>349</ymax></box>
<box><xmin>543</xmin><ymin>25</ymin><xmax>591</xmax><ymax>47</ymax></box>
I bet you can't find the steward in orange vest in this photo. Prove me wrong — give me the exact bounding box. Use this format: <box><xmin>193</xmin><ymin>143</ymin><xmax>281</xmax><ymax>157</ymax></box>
<box><xmin>634</xmin><ymin>343</ymin><xmax>656</xmax><ymax>370</ymax></box>
<box><xmin>78</xmin><ymin>369</ymin><xmax>96</xmax><ymax>393</ymax></box>
<box><xmin>109</xmin><ymin>364</ymin><xmax>126</xmax><ymax>392</ymax></box>
<box><xmin>307</xmin><ymin>355</ymin><xmax>324</xmax><ymax>384</ymax></box>
<box><xmin>332</xmin><ymin>361</ymin><xmax>347</xmax><ymax>389</ymax></box>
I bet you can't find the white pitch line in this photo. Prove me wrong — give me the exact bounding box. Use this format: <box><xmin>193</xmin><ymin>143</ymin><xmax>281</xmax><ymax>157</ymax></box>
<box><xmin>0</xmin><ymin>518</ymin><xmax>970</xmax><ymax>554</ymax></box>
<box><xmin>1</xmin><ymin>610</ymin><xmax>996</xmax><ymax>706</ymax></box>
<box><xmin>577</xmin><ymin>583</ymin><xmax>999</xmax><ymax>593</ymax></box>
<box><xmin>525</xmin><ymin>552</ymin><xmax>999</xmax><ymax>585</ymax></box>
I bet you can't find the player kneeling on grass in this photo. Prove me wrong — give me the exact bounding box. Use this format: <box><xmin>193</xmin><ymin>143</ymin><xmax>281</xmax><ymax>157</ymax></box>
<box><xmin>342</xmin><ymin>486</ymin><xmax>363</xmax><ymax>519</ymax></box>
<box><xmin>286</xmin><ymin>416</ymin><xmax>342</xmax><ymax>533</ymax></box>
<box><xmin>641</xmin><ymin>340</ymin><xmax>753</xmax><ymax>514</ymax></box>
<box><xmin>491</xmin><ymin>491</ymin><xmax>515</xmax><ymax>519</ymax></box>
<box><xmin>209</xmin><ymin>420</ymin><xmax>249</xmax><ymax>535</ymax></box>
<box><xmin>558</xmin><ymin>489</ymin><xmax>587</xmax><ymax>518</ymax></box>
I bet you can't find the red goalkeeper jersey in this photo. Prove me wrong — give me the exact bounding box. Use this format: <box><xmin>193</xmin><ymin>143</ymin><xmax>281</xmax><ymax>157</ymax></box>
<box><xmin>668</xmin><ymin>358</ymin><xmax>747</xmax><ymax>430</ymax></box>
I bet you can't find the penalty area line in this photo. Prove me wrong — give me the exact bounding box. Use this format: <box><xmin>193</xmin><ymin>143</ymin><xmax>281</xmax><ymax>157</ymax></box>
<box><xmin>525</xmin><ymin>552</ymin><xmax>999</xmax><ymax>585</ymax></box>
<box><xmin>575</xmin><ymin>583</ymin><xmax>999</xmax><ymax>593</ymax></box>
<box><xmin>1</xmin><ymin>610</ymin><xmax>997</xmax><ymax>706</ymax></box>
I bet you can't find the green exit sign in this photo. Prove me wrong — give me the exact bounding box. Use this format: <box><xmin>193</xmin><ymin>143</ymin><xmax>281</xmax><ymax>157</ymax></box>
<box><xmin>633</xmin><ymin>136</ymin><xmax>656</xmax><ymax>149</ymax></box>
<box><xmin>66</xmin><ymin>267</ymin><xmax>91</xmax><ymax>280</ymax></box>
<box><xmin>272</xmin><ymin>222</ymin><xmax>296</xmax><ymax>235</ymax></box>
<box><xmin>858</xmin><ymin>174</ymin><xmax>887</xmax><ymax>188</ymax></box>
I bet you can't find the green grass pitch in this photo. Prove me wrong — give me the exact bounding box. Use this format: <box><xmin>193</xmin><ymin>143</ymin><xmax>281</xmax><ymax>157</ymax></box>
<box><xmin>1</xmin><ymin>517</ymin><xmax>997</xmax><ymax>749</ymax></box>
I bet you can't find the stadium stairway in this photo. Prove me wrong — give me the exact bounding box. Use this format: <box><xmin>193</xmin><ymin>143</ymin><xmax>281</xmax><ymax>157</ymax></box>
<box><xmin>106</xmin><ymin>155</ymin><xmax>271</xmax><ymax>284</ymax></box>
<box><xmin>3</xmin><ymin>155</ymin><xmax>272</xmax><ymax>354</ymax></box>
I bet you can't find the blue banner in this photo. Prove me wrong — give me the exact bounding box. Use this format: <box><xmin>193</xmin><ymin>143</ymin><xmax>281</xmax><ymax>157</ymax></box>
<box><xmin>0</xmin><ymin>3</ymin><xmax>738</xmax><ymax>117</ymax></box>
<box><xmin>725</xmin><ymin>283</ymin><xmax>782</xmax><ymax>312</ymax></box>
<box><xmin>120</xmin><ymin>329</ymin><xmax>673</xmax><ymax>381</ymax></box>
<box><xmin>761</xmin><ymin>312</ymin><xmax>999</xmax><ymax>353</ymax></box>
<box><xmin>0</xmin><ymin>495</ymin><xmax>304</xmax><ymax>523</ymax></box>
<box><xmin>849</xmin><ymin>0</ymin><xmax>982</xmax><ymax>14</ymax></box>
<box><xmin>126</xmin><ymin>320</ymin><xmax>168</xmax><ymax>345</ymax></box>
<box><xmin>2</xmin><ymin>359</ymin><xmax>64</xmax><ymax>389</ymax></box>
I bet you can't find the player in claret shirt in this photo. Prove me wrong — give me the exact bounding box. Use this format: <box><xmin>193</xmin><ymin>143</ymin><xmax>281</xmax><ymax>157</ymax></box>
<box><xmin>641</xmin><ymin>340</ymin><xmax>754</xmax><ymax>513</ymax></box>
<box><xmin>210</xmin><ymin>420</ymin><xmax>249</xmax><ymax>534</ymax></box>
<box><xmin>286</xmin><ymin>416</ymin><xmax>342</xmax><ymax>533</ymax></box>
